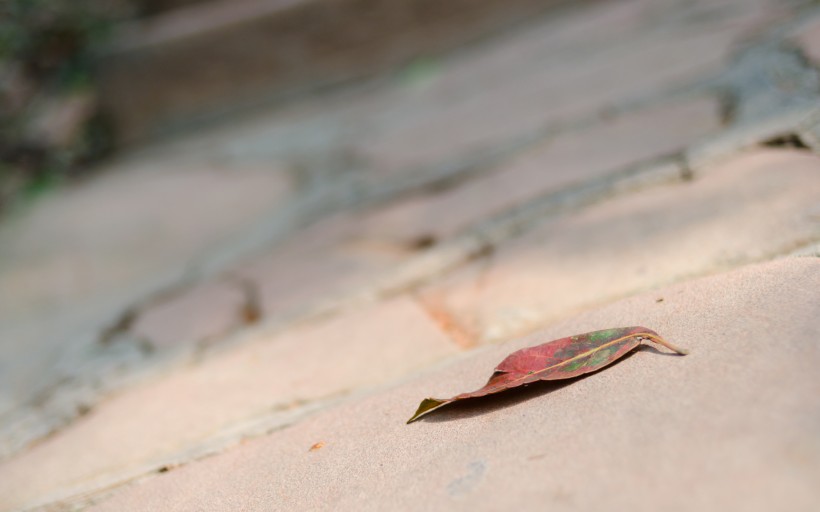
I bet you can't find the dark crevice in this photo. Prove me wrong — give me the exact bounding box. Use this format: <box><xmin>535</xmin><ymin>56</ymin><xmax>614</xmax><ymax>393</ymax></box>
<box><xmin>75</xmin><ymin>402</ymin><xmax>92</xmax><ymax>418</ymax></box>
<box><xmin>761</xmin><ymin>133</ymin><xmax>811</xmax><ymax>149</ymax></box>
<box><xmin>98</xmin><ymin>308</ymin><xmax>138</xmax><ymax>345</ymax></box>
<box><xmin>135</xmin><ymin>337</ymin><xmax>156</xmax><ymax>356</ymax></box>
<box><xmin>407</xmin><ymin>233</ymin><xmax>437</xmax><ymax>251</ymax></box>
<box><xmin>677</xmin><ymin>153</ymin><xmax>695</xmax><ymax>182</ymax></box>
<box><xmin>235</xmin><ymin>277</ymin><xmax>263</xmax><ymax>327</ymax></box>
<box><xmin>716</xmin><ymin>88</ymin><xmax>739</xmax><ymax>126</ymax></box>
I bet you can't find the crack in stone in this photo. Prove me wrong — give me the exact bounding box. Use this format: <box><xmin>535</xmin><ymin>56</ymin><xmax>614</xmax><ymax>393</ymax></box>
<box><xmin>762</xmin><ymin>132</ymin><xmax>812</xmax><ymax>149</ymax></box>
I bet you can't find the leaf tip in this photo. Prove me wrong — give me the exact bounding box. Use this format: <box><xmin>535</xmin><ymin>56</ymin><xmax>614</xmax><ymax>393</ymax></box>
<box><xmin>406</xmin><ymin>398</ymin><xmax>446</xmax><ymax>424</ymax></box>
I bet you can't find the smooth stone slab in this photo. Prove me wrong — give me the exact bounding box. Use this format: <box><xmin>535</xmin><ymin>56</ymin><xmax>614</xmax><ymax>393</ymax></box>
<box><xmin>89</xmin><ymin>257</ymin><xmax>820</xmax><ymax>512</ymax></box>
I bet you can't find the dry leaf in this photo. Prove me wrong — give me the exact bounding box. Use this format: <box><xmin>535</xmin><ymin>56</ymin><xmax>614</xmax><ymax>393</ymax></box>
<box><xmin>407</xmin><ymin>326</ymin><xmax>687</xmax><ymax>423</ymax></box>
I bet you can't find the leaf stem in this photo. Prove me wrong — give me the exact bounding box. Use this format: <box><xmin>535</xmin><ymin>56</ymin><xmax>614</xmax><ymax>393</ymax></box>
<box><xmin>642</xmin><ymin>333</ymin><xmax>689</xmax><ymax>355</ymax></box>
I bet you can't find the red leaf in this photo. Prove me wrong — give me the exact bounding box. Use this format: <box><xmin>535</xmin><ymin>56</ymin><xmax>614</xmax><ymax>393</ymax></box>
<box><xmin>407</xmin><ymin>326</ymin><xmax>687</xmax><ymax>423</ymax></box>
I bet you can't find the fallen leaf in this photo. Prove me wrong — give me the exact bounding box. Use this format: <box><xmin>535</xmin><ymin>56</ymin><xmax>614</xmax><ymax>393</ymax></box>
<box><xmin>309</xmin><ymin>441</ymin><xmax>326</xmax><ymax>452</ymax></box>
<box><xmin>407</xmin><ymin>326</ymin><xmax>687</xmax><ymax>423</ymax></box>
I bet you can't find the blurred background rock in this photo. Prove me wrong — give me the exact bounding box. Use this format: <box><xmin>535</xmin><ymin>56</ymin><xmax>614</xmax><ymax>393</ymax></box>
<box><xmin>0</xmin><ymin>0</ymin><xmax>129</xmax><ymax>211</ymax></box>
<box><xmin>0</xmin><ymin>0</ymin><xmax>556</xmax><ymax>213</ymax></box>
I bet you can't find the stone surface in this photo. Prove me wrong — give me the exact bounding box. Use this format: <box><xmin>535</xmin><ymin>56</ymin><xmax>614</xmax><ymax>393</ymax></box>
<box><xmin>4</xmin><ymin>0</ymin><xmax>771</xmax><ymax>461</ymax></box>
<box><xmin>795</xmin><ymin>13</ymin><xmax>820</xmax><ymax>65</ymax></box>
<box><xmin>720</xmin><ymin>43</ymin><xmax>820</xmax><ymax>124</ymax></box>
<box><xmin>117</xmin><ymin>0</ymin><xmax>769</xmax><ymax>185</ymax></box>
<box><xmin>2</xmin><ymin>0</ymin><xmax>819</xmax><ymax>508</ymax></box>
<box><xmin>358</xmin><ymin>6</ymin><xmax>739</xmax><ymax>177</ymax></box>
<box><xmin>131</xmin><ymin>280</ymin><xmax>248</xmax><ymax>350</ymax></box>
<box><xmin>99</xmin><ymin>0</ymin><xmax>565</xmax><ymax>143</ymax></box>
<box><xmin>0</xmin><ymin>297</ymin><xmax>458</xmax><ymax>511</ymax></box>
<box><xmin>686</xmin><ymin>105</ymin><xmax>819</xmax><ymax>170</ymax></box>
<box><xmin>420</xmin><ymin>149</ymin><xmax>820</xmax><ymax>345</ymax></box>
<box><xmin>232</xmin><ymin>213</ymin><xmax>419</xmax><ymax>318</ymax></box>
<box><xmin>360</xmin><ymin>97</ymin><xmax>720</xmax><ymax>244</ymax></box>
<box><xmin>87</xmin><ymin>258</ymin><xmax>820</xmax><ymax>512</ymax></box>
<box><xmin>0</xmin><ymin>156</ymin><xmax>292</xmax><ymax>455</ymax></box>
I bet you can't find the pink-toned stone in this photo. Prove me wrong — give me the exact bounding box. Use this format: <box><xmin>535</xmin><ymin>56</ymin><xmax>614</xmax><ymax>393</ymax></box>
<box><xmin>99</xmin><ymin>0</ymin><xmax>565</xmax><ymax>143</ymax></box>
<box><xmin>0</xmin><ymin>157</ymin><xmax>291</xmax><ymax>410</ymax></box>
<box><xmin>88</xmin><ymin>258</ymin><xmax>820</xmax><ymax>512</ymax></box>
<box><xmin>795</xmin><ymin>15</ymin><xmax>820</xmax><ymax>64</ymax></box>
<box><xmin>420</xmin><ymin>149</ymin><xmax>820</xmax><ymax>344</ymax></box>
<box><xmin>359</xmin><ymin>2</ymin><xmax>755</xmax><ymax>178</ymax></box>
<box><xmin>0</xmin><ymin>159</ymin><xmax>290</xmax><ymax>325</ymax></box>
<box><xmin>0</xmin><ymin>297</ymin><xmax>458</xmax><ymax>511</ymax></box>
<box><xmin>361</xmin><ymin>97</ymin><xmax>720</xmax><ymax>244</ymax></box>
<box><xmin>132</xmin><ymin>281</ymin><xmax>247</xmax><ymax>349</ymax></box>
<box><xmin>140</xmin><ymin>0</ymin><xmax>772</xmax><ymax>188</ymax></box>
<box><xmin>234</xmin><ymin>213</ymin><xmax>417</xmax><ymax>318</ymax></box>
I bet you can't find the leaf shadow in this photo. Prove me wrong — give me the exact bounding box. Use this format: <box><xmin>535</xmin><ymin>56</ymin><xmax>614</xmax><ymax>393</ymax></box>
<box><xmin>418</xmin><ymin>345</ymin><xmax>682</xmax><ymax>424</ymax></box>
